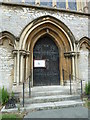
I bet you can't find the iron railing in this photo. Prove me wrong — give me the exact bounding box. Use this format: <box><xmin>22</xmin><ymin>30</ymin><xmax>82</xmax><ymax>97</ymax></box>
<box><xmin>62</xmin><ymin>69</ymin><xmax>85</xmax><ymax>96</ymax></box>
<box><xmin>22</xmin><ymin>71</ymin><xmax>32</xmax><ymax>107</ymax></box>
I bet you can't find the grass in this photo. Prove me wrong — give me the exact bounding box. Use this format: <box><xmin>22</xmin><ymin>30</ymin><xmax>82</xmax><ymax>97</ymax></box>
<box><xmin>0</xmin><ymin>113</ymin><xmax>26</xmax><ymax>120</ymax></box>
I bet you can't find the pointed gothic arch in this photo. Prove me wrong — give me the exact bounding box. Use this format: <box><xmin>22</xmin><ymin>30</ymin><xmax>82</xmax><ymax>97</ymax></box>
<box><xmin>19</xmin><ymin>15</ymin><xmax>76</xmax><ymax>86</ymax></box>
<box><xmin>0</xmin><ymin>31</ymin><xmax>16</xmax><ymax>48</ymax></box>
<box><xmin>79</xmin><ymin>37</ymin><xmax>90</xmax><ymax>50</ymax></box>
<box><xmin>78</xmin><ymin>37</ymin><xmax>90</xmax><ymax>83</ymax></box>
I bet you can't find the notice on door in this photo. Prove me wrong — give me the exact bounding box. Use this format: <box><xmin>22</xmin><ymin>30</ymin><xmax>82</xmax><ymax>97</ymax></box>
<box><xmin>34</xmin><ymin>60</ymin><xmax>46</xmax><ymax>67</ymax></box>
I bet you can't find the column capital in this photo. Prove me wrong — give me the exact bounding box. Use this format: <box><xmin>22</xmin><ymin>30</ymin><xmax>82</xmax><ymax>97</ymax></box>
<box><xmin>12</xmin><ymin>49</ymin><xmax>18</xmax><ymax>55</ymax></box>
<box><xmin>19</xmin><ymin>49</ymin><xmax>26</xmax><ymax>56</ymax></box>
<box><xmin>26</xmin><ymin>50</ymin><xmax>30</xmax><ymax>56</ymax></box>
<box><xmin>19</xmin><ymin>50</ymin><xmax>30</xmax><ymax>57</ymax></box>
<box><xmin>64</xmin><ymin>51</ymin><xmax>78</xmax><ymax>57</ymax></box>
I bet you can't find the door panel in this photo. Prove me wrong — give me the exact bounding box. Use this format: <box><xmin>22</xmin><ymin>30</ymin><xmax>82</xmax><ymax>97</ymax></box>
<box><xmin>33</xmin><ymin>35</ymin><xmax>60</xmax><ymax>86</ymax></box>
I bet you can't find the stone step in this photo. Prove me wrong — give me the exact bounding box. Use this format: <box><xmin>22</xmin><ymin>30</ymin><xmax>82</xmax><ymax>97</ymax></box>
<box><xmin>24</xmin><ymin>90</ymin><xmax>72</xmax><ymax>97</ymax></box>
<box><xmin>20</xmin><ymin>95</ymin><xmax>81</xmax><ymax>104</ymax></box>
<box><xmin>1</xmin><ymin>85</ymin><xmax>84</xmax><ymax>113</ymax></box>
<box><xmin>13</xmin><ymin>85</ymin><xmax>81</xmax><ymax>98</ymax></box>
<box><xmin>21</xmin><ymin>85</ymin><xmax>81</xmax><ymax>97</ymax></box>
<box><xmin>13</xmin><ymin>85</ymin><xmax>82</xmax><ymax>98</ymax></box>
<box><xmin>12</xmin><ymin>85</ymin><xmax>70</xmax><ymax>93</ymax></box>
<box><xmin>20</xmin><ymin>100</ymin><xmax>84</xmax><ymax>112</ymax></box>
<box><xmin>1</xmin><ymin>100</ymin><xmax>84</xmax><ymax>113</ymax></box>
<box><xmin>31</xmin><ymin>85</ymin><xmax>70</xmax><ymax>92</ymax></box>
<box><xmin>13</xmin><ymin>85</ymin><xmax>81</xmax><ymax>94</ymax></box>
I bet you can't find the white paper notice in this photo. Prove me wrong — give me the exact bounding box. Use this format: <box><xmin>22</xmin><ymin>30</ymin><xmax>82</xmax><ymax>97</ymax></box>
<box><xmin>34</xmin><ymin>60</ymin><xmax>46</xmax><ymax>67</ymax></box>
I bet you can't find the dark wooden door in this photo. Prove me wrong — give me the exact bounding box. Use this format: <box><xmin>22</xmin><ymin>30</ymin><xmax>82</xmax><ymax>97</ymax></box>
<box><xmin>33</xmin><ymin>35</ymin><xmax>60</xmax><ymax>86</ymax></box>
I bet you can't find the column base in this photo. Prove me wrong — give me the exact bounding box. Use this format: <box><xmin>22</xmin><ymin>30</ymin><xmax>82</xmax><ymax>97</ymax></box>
<box><xmin>60</xmin><ymin>80</ymin><xmax>64</xmax><ymax>86</ymax></box>
<box><xmin>13</xmin><ymin>82</ymin><xmax>17</xmax><ymax>85</ymax></box>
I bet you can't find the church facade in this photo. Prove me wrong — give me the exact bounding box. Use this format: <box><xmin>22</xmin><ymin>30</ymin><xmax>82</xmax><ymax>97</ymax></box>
<box><xmin>0</xmin><ymin>0</ymin><xmax>90</xmax><ymax>92</ymax></box>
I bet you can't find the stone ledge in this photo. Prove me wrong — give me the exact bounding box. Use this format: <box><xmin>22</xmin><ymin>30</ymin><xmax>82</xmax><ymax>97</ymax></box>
<box><xmin>0</xmin><ymin>2</ymin><xmax>89</xmax><ymax>16</ymax></box>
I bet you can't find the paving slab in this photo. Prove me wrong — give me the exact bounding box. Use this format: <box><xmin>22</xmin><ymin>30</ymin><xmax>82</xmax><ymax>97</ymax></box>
<box><xmin>24</xmin><ymin>106</ymin><xmax>89</xmax><ymax>118</ymax></box>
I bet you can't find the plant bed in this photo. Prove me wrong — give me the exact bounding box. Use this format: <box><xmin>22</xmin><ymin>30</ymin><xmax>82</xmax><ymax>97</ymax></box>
<box><xmin>81</xmin><ymin>93</ymin><xmax>90</xmax><ymax>100</ymax></box>
<box><xmin>81</xmin><ymin>94</ymin><xmax>90</xmax><ymax>109</ymax></box>
<box><xmin>81</xmin><ymin>81</ymin><xmax>90</xmax><ymax>109</ymax></box>
<box><xmin>0</xmin><ymin>86</ymin><xmax>20</xmax><ymax>111</ymax></box>
<box><xmin>83</xmin><ymin>99</ymin><xmax>90</xmax><ymax>109</ymax></box>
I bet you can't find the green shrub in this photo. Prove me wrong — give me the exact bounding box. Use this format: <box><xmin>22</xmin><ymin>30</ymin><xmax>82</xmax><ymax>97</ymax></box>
<box><xmin>85</xmin><ymin>82</ymin><xmax>90</xmax><ymax>95</ymax></box>
<box><xmin>0</xmin><ymin>86</ymin><xmax>9</xmax><ymax>105</ymax></box>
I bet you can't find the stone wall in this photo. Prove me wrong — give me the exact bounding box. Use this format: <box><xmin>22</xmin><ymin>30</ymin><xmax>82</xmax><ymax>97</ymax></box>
<box><xmin>0</xmin><ymin>3</ymin><xmax>89</xmax><ymax>41</ymax></box>
<box><xmin>0</xmin><ymin>3</ymin><xmax>89</xmax><ymax>89</ymax></box>
<box><xmin>78</xmin><ymin>48</ymin><xmax>89</xmax><ymax>82</ymax></box>
<box><xmin>88</xmin><ymin>53</ymin><xmax>90</xmax><ymax>82</ymax></box>
<box><xmin>0</xmin><ymin>38</ymin><xmax>14</xmax><ymax>91</ymax></box>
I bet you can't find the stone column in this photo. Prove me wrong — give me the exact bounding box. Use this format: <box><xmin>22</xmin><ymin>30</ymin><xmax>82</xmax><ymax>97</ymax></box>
<box><xmin>80</xmin><ymin>0</ymin><xmax>83</xmax><ymax>11</ymax></box>
<box><xmin>26</xmin><ymin>51</ymin><xmax>30</xmax><ymax>80</ymax></box>
<box><xmin>17</xmin><ymin>51</ymin><xmax>20</xmax><ymax>85</ymax></box>
<box><xmin>75</xmin><ymin>43</ymin><xmax>79</xmax><ymax>80</ymax></box>
<box><xmin>64</xmin><ymin>51</ymin><xmax>76</xmax><ymax>81</ymax></box>
<box><xmin>20</xmin><ymin>50</ymin><xmax>26</xmax><ymax>83</ymax></box>
<box><xmin>13</xmin><ymin>50</ymin><xmax>18</xmax><ymax>85</ymax></box>
<box><xmin>76</xmin><ymin>0</ymin><xmax>79</xmax><ymax>11</ymax></box>
<box><xmin>78</xmin><ymin>1</ymin><xmax>81</xmax><ymax>11</ymax></box>
<box><xmin>20</xmin><ymin>55</ymin><xmax>24</xmax><ymax>83</ymax></box>
<box><xmin>73</xmin><ymin>43</ymin><xmax>77</xmax><ymax>80</ymax></box>
<box><xmin>74</xmin><ymin>41</ymin><xmax>80</xmax><ymax>81</ymax></box>
<box><xmin>79</xmin><ymin>0</ymin><xmax>83</xmax><ymax>12</ymax></box>
<box><xmin>76</xmin><ymin>0</ymin><xmax>82</xmax><ymax>12</ymax></box>
<box><xmin>72</xmin><ymin>56</ymin><xmax>75</xmax><ymax>78</ymax></box>
<box><xmin>82</xmin><ymin>0</ymin><xmax>84</xmax><ymax>11</ymax></box>
<box><xmin>60</xmin><ymin>51</ymin><xmax>64</xmax><ymax>86</ymax></box>
<box><xmin>53</xmin><ymin>0</ymin><xmax>56</xmax><ymax>7</ymax></box>
<box><xmin>31</xmin><ymin>50</ymin><xmax>33</xmax><ymax>87</ymax></box>
<box><xmin>66</xmin><ymin>0</ymin><xmax>69</xmax><ymax>9</ymax></box>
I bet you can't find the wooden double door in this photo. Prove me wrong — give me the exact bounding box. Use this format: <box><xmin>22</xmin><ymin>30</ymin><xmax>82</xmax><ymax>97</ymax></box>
<box><xmin>33</xmin><ymin>35</ymin><xmax>60</xmax><ymax>86</ymax></box>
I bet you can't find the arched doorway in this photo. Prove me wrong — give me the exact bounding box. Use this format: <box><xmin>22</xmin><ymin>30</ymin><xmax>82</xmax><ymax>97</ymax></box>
<box><xmin>33</xmin><ymin>35</ymin><xmax>60</xmax><ymax>86</ymax></box>
<box><xmin>19</xmin><ymin>15</ymin><xmax>74</xmax><ymax>86</ymax></box>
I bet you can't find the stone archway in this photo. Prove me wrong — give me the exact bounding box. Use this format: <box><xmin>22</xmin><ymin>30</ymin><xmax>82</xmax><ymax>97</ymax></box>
<box><xmin>19</xmin><ymin>15</ymin><xmax>75</xmax><ymax>86</ymax></box>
